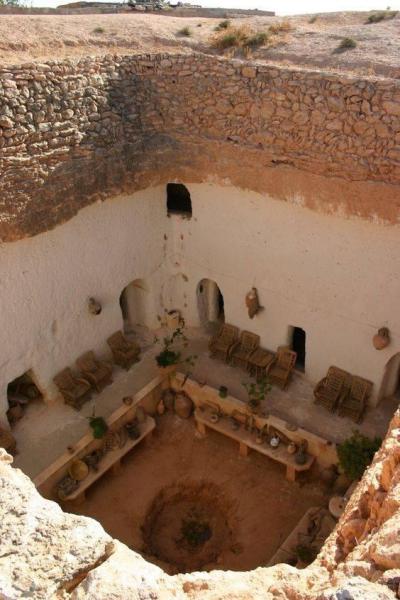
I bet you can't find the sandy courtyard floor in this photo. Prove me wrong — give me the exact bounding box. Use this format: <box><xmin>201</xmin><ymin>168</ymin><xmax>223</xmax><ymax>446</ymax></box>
<box><xmin>74</xmin><ymin>412</ymin><xmax>329</xmax><ymax>573</ymax></box>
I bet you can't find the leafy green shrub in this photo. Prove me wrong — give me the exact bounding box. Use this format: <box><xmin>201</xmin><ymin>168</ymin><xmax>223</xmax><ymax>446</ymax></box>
<box><xmin>243</xmin><ymin>377</ymin><xmax>271</xmax><ymax>411</ymax></box>
<box><xmin>177</xmin><ymin>26</ymin><xmax>192</xmax><ymax>37</ymax></box>
<box><xmin>155</xmin><ymin>321</ymin><xmax>197</xmax><ymax>369</ymax></box>
<box><xmin>215</xmin><ymin>19</ymin><xmax>231</xmax><ymax>31</ymax></box>
<box><xmin>93</xmin><ymin>27</ymin><xmax>105</xmax><ymax>34</ymax></box>
<box><xmin>337</xmin><ymin>431</ymin><xmax>381</xmax><ymax>480</ymax></box>
<box><xmin>244</xmin><ymin>31</ymin><xmax>269</xmax><ymax>49</ymax></box>
<box><xmin>88</xmin><ymin>416</ymin><xmax>108</xmax><ymax>439</ymax></box>
<box><xmin>337</xmin><ymin>37</ymin><xmax>357</xmax><ymax>51</ymax></box>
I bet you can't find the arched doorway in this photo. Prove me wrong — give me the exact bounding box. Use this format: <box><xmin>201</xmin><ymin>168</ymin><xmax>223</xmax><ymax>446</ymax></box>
<box><xmin>379</xmin><ymin>352</ymin><xmax>400</xmax><ymax>402</ymax></box>
<box><xmin>120</xmin><ymin>279</ymin><xmax>148</xmax><ymax>334</ymax></box>
<box><xmin>197</xmin><ymin>279</ymin><xmax>225</xmax><ymax>333</ymax></box>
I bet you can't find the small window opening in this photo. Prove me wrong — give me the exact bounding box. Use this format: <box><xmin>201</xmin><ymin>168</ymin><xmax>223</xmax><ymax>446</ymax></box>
<box><xmin>7</xmin><ymin>370</ymin><xmax>43</xmax><ymax>427</ymax></box>
<box><xmin>167</xmin><ymin>183</ymin><xmax>192</xmax><ymax>218</ymax></box>
<box><xmin>290</xmin><ymin>327</ymin><xmax>306</xmax><ymax>372</ymax></box>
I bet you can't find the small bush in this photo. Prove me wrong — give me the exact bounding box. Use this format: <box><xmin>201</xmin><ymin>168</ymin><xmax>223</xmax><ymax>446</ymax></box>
<box><xmin>244</xmin><ymin>31</ymin><xmax>269</xmax><ymax>49</ymax></box>
<box><xmin>269</xmin><ymin>20</ymin><xmax>292</xmax><ymax>34</ymax></box>
<box><xmin>215</xmin><ymin>19</ymin><xmax>230</xmax><ymax>31</ymax></box>
<box><xmin>308</xmin><ymin>15</ymin><xmax>318</xmax><ymax>24</ymax></box>
<box><xmin>366</xmin><ymin>10</ymin><xmax>397</xmax><ymax>23</ymax></box>
<box><xmin>213</xmin><ymin>26</ymin><xmax>249</xmax><ymax>50</ymax></box>
<box><xmin>177</xmin><ymin>26</ymin><xmax>192</xmax><ymax>37</ymax></box>
<box><xmin>337</xmin><ymin>431</ymin><xmax>381</xmax><ymax>480</ymax></box>
<box><xmin>337</xmin><ymin>37</ymin><xmax>357</xmax><ymax>51</ymax></box>
<box><xmin>93</xmin><ymin>26</ymin><xmax>105</xmax><ymax>34</ymax></box>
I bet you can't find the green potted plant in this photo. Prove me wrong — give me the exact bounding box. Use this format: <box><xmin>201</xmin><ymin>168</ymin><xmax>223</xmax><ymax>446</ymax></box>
<box><xmin>243</xmin><ymin>377</ymin><xmax>271</xmax><ymax>412</ymax></box>
<box><xmin>155</xmin><ymin>320</ymin><xmax>197</xmax><ymax>370</ymax></box>
<box><xmin>88</xmin><ymin>415</ymin><xmax>108</xmax><ymax>439</ymax></box>
<box><xmin>337</xmin><ymin>431</ymin><xmax>381</xmax><ymax>481</ymax></box>
<box><xmin>219</xmin><ymin>385</ymin><xmax>228</xmax><ymax>399</ymax></box>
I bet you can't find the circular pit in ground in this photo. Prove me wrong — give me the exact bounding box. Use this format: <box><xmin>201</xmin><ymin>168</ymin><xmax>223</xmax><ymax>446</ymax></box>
<box><xmin>142</xmin><ymin>481</ymin><xmax>235</xmax><ymax>573</ymax></box>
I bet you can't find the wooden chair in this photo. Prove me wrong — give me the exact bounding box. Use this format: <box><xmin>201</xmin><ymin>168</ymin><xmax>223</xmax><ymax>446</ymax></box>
<box><xmin>209</xmin><ymin>324</ymin><xmax>239</xmax><ymax>362</ymax></box>
<box><xmin>266</xmin><ymin>346</ymin><xmax>297</xmax><ymax>390</ymax></box>
<box><xmin>337</xmin><ymin>376</ymin><xmax>373</xmax><ymax>423</ymax></box>
<box><xmin>76</xmin><ymin>351</ymin><xmax>113</xmax><ymax>393</ymax></box>
<box><xmin>53</xmin><ymin>368</ymin><xmax>91</xmax><ymax>410</ymax></box>
<box><xmin>229</xmin><ymin>331</ymin><xmax>260</xmax><ymax>370</ymax></box>
<box><xmin>313</xmin><ymin>366</ymin><xmax>351</xmax><ymax>413</ymax></box>
<box><xmin>107</xmin><ymin>331</ymin><xmax>140</xmax><ymax>370</ymax></box>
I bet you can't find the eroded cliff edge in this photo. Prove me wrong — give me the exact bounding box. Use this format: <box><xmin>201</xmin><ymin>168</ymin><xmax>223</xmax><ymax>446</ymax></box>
<box><xmin>1</xmin><ymin>411</ymin><xmax>399</xmax><ymax>599</ymax></box>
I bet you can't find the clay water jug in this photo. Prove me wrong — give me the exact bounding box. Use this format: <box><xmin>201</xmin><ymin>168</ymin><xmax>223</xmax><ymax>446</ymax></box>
<box><xmin>174</xmin><ymin>392</ymin><xmax>193</xmax><ymax>419</ymax></box>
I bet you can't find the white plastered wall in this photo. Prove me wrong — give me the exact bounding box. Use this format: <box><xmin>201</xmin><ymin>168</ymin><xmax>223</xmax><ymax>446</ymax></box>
<box><xmin>167</xmin><ymin>183</ymin><xmax>400</xmax><ymax>405</ymax></box>
<box><xmin>1</xmin><ymin>182</ymin><xmax>400</xmax><ymax>425</ymax></box>
<box><xmin>0</xmin><ymin>186</ymin><xmax>170</xmax><ymax>423</ymax></box>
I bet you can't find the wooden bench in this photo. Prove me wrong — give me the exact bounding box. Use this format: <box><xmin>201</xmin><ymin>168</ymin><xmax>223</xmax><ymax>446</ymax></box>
<box><xmin>64</xmin><ymin>416</ymin><xmax>155</xmax><ymax>504</ymax></box>
<box><xmin>195</xmin><ymin>409</ymin><xmax>314</xmax><ymax>482</ymax></box>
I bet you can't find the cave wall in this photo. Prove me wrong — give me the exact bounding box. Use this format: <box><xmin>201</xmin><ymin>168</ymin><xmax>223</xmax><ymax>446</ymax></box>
<box><xmin>1</xmin><ymin>53</ymin><xmax>400</xmax><ymax>242</ymax></box>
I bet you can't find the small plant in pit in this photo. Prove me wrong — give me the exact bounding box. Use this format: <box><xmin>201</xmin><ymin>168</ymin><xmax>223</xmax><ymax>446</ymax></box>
<box><xmin>243</xmin><ymin>377</ymin><xmax>271</xmax><ymax>411</ymax></box>
<box><xmin>88</xmin><ymin>415</ymin><xmax>108</xmax><ymax>439</ymax></box>
<box><xmin>177</xmin><ymin>26</ymin><xmax>192</xmax><ymax>37</ymax></box>
<box><xmin>336</xmin><ymin>37</ymin><xmax>357</xmax><ymax>52</ymax></box>
<box><xmin>154</xmin><ymin>320</ymin><xmax>197</xmax><ymax>368</ymax></box>
<box><xmin>308</xmin><ymin>15</ymin><xmax>318</xmax><ymax>23</ymax></box>
<box><xmin>181</xmin><ymin>517</ymin><xmax>212</xmax><ymax>548</ymax></box>
<box><xmin>337</xmin><ymin>431</ymin><xmax>381</xmax><ymax>481</ymax></box>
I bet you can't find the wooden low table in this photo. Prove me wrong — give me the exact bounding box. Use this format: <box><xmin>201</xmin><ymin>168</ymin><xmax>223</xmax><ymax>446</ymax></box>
<box><xmin>195</xmin><ymin>409</ymin><xmax>314</xmax><ymax>482</ymax></box>
<box><xmin>247</xmin><ymin>348</ymin><xmax>275</xmax><ymax>380</ymax></box>
<box><xmin>64</xmin><ymin>416</ymin><xmax>155</xmax><ymax>505</ymax></box>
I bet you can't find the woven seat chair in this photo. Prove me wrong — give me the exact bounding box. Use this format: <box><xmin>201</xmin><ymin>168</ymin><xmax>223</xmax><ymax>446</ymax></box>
<box><xmin>266</xmin><ymin>346</ymin><xmax>297</xmax><ymax>390</ymax></box>
<box><xmin>208</xmin><ymin>323</ymin><xmax>239</xmax><ymax>362</ymax></box>
<box><xmin>76</xmin><ymin>351</ymin><xmax>113</xmax><ymax>393</ymax></box>
<box><xmin>107</xmin><ymin>331</ymin><xmax>140</xmax><ymax>370</ymax></box>
<box><xmin>313</xmin><ymin>366</ymin><xmax>351</xmax><ymax>413</ymax></box>
<box><xmin>337</xmin><ymin>375</ymin><xmax>373</xmax><ymax>423</ymax></box>
<box><xmin>229</xmin><ymin>330</ymin><xmax>260</xmax><ymax>370</ymax></box>
<box><xmin>53</xmin><ymin>367</ymin><xmax>91</xmax><ymax>410</ymax></box>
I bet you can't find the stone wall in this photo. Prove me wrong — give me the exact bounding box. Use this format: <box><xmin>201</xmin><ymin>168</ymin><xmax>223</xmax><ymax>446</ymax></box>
<box><xmin>1</xmin><ymin>410</ymin><xmax>400</xmax><ymax>598</ymax></box>
<box><xmin>1</xmin><ymin>52</ymin><xmax>400</xmax><ymax>241</ymax></box>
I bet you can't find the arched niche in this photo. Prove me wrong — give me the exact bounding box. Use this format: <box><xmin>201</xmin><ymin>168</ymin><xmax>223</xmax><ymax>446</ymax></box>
<box><xmin>378</xmin><ymin>352</ymin><xmax>400</xmax><ymax>402</ymax></box>
<box><xmin>197</xmin><ymin>279</ymin><xmax>225</xmax><ymax>333</ymax></box>
<box><xmin>119</xmin><ymin>279</ymin><xmax>148</xmax><ymax>334</ymax></box>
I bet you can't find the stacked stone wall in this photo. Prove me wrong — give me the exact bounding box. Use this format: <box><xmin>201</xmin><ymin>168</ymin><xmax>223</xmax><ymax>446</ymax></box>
<box><xmin>1</xmin><ymin>52</ymin><xmax>400</xmax><ymax>240</ymax></box>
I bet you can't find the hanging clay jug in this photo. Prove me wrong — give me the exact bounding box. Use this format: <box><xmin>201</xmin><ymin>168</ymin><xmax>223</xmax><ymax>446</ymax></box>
<box><xmin>174</xmin><ymin>391</ymin><xmax>193</xmax><ymax>419</ymax></box>
<box><xmin>373</xmin><ymin>327</ymin><xmax>390</xmax><ymax>350</ymax></box>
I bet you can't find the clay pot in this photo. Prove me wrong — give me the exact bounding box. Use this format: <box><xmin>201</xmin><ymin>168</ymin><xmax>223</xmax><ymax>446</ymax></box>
<box><xmin>174</xmin><ymin>392</ymin><xmax>193</xmax><ymax>419</ymax></box>
<box><xmin>287</xmin><ymin>441</ymin><xmax>297</xmax><ymax>455</ymax></box>
<box><xmin>162</xmin><ymin>389</ymin><xmax>176</xmax><ymax>411</ymax></box>
<box><xmin>295</xmin><ymin>449</ymin><xmax>307</xmax><ymax>465</ymax></box>
<box><xmin>373</xmin><ymin>327</ymin><xmax>390</xmax><ymax>350</ymax></box>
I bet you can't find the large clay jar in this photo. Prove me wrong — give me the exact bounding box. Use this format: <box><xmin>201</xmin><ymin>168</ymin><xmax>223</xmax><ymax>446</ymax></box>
<box><xmin>373</xmin><ymin>327</ymin><xmax>390</xmax><ymax>350</ymax></box>
<box><xmin>162</xmin><ymin>388</ymin><xmax>176</xmax><ymax>411</ymax></box>
<box><xmin>174</xmin><ymin>391</ymin><xmax>193</xmax><ymax>419</ymax></box>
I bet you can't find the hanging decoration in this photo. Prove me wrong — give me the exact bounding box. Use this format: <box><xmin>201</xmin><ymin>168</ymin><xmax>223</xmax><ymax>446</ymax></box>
<box><xmin>372</xmin><ymin>327</ymin><xmax>390</xmax><ymax>350</ymax></box>
<box><xmin>245</xmin><ymin>287</ymin><xmax>263</xmax><ymax>319</ymax></box>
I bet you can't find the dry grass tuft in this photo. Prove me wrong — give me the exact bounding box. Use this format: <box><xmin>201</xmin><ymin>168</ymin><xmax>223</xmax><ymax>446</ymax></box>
<box><xmin>212</xmin><ymin>25</ymin><xmax>270</xmax><ymax>54</ymax></box>
<box><xmin>269</xmin><ymin>20</ymin><xmax>293</xmax><ymax>35</ymax></box>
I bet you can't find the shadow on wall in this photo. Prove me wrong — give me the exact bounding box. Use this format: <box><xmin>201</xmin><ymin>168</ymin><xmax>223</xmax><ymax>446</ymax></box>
<box><xmin>379</xmin><ymin>352</ymin><xmax>400</xmax><ymax>401</ymax></box>
<box><xmin>197</xmin><ymin>279</ymin><xmax>225</xmax><ymax>334</ymax></box>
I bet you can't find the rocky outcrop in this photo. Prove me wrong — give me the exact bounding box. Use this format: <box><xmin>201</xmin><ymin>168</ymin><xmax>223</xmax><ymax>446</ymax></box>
<box><xmin>1</xmin><ymin>53</ymin><xmax>400</xmax><ymax>242</ymax></box>
<box><xmin>1</xmin><ymin>412</ymin><xmax>400</xmax><ymax>599</ymax></box>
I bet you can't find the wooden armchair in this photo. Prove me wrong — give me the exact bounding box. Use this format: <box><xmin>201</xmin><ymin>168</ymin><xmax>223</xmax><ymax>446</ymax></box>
<box><xmin>53</xmin><ymin>368</ymin><xmax>91</xmax><ymax>410</ymax></box>
<box><xmin>209</xmin><ymin>324</ymin><xmax>239</xmax><ymax>362</ymax></box>
<box><xmin>76</xmin><ymin>351</ymin><xmax>113</xmax><ymax>392</ymax></box>
<box><xmin>266</xmin><ymin>346</ymin><xmax>297</xmax><ymax>390</ymax></box>
<box><xmin>107</xmin><ymin>331</ymin><xmax>140</xmax><ymax>370</ymax></box>
<box><xmin>229</xmin><ymin>331</ymin><xmax>260</xmax><ymax>370</ymax></box>
<box><xmin>337</xmin><ymin>376</ymin><xmax>372</xmax><ymax>423</ymax></box>
<box><xmin>314</xmin><ymin>366</ymin><xmax>351</xmax><ymax>413</ymax></box>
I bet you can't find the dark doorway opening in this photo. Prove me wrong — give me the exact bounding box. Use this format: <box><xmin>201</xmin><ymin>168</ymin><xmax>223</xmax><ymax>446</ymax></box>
<box><xmin>291</xmin><ymin>327</ymin><xmax>306</xmax><ymax>372</ymax></box>
<box><xmin>197</xmin><ymin>279</ymin><xmax>225</xmax><ymax>333</ymax></box>
<box><xmin>7</xmin><ymin>370</ymin><xmax>43</xmax><ymax>427</ymax></box>
<box><xmin>166</xmin><ymin>183</ymin><xmax>192</xmax><ymax>218</ymax></box>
